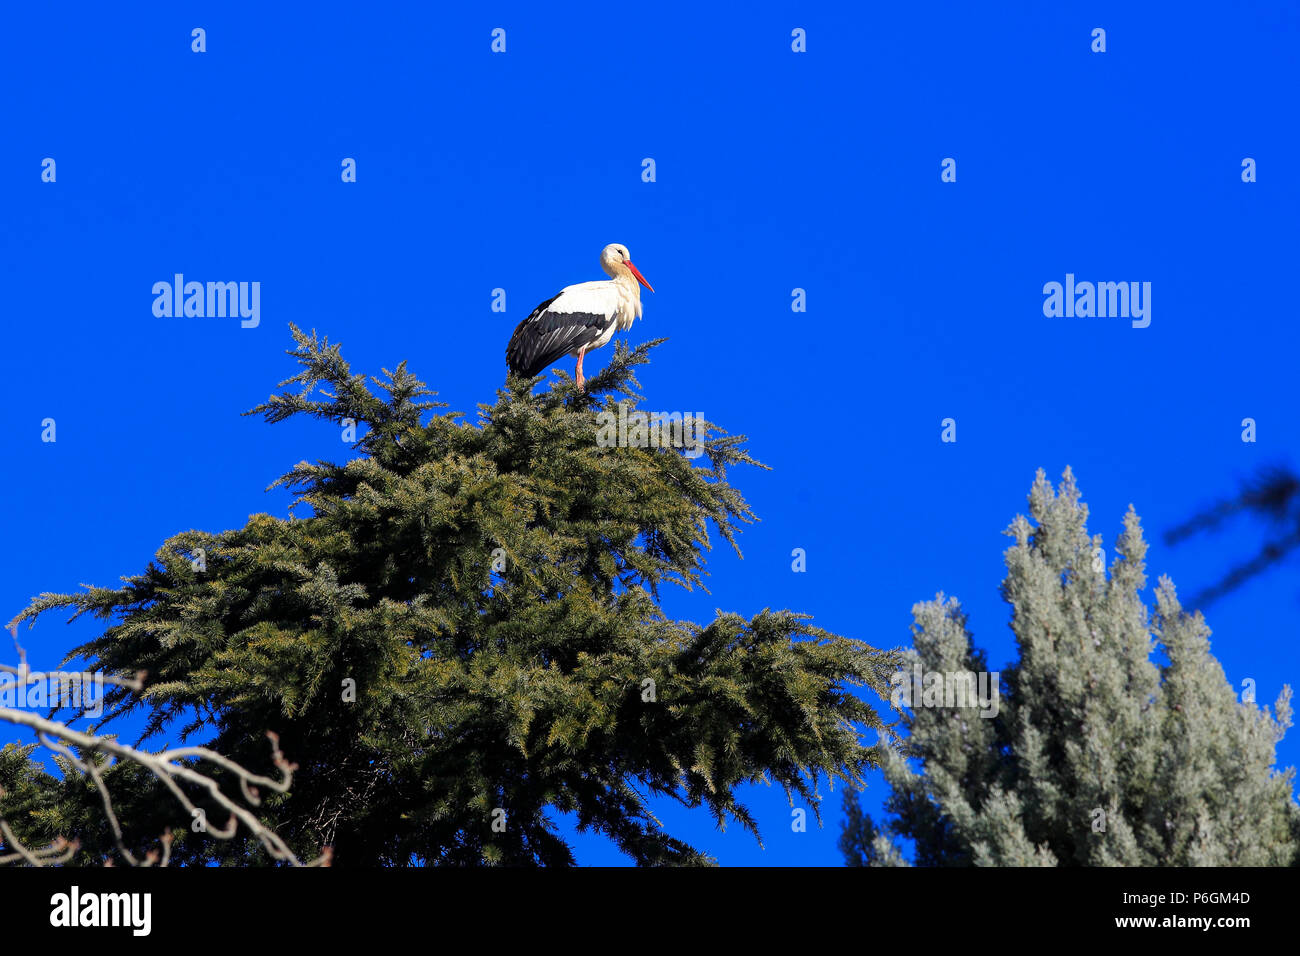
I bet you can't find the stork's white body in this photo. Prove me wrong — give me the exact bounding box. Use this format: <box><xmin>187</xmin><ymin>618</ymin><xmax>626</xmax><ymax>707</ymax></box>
<box><xmin>551</xmin><ymin>277</ymin><xmax>644</xmax><ymax>345</ymax></box>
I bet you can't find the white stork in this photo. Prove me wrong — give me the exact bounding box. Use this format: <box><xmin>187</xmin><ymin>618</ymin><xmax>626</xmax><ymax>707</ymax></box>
<box><xmin>505</xmin><ymin>243</ymin><xmax>654</xmax><ymax>391</ymax></box>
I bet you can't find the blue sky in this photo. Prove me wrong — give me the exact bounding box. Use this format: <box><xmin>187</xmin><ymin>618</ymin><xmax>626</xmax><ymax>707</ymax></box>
<box><xmin>2</xmin><ymin>2</ymin><xmax>1298</xmax><ymax>865</ymax></box>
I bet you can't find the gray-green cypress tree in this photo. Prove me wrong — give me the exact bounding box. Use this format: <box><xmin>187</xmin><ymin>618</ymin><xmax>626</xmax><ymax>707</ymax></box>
<box><xmin>841</xmin><ymin>468</ymin><xmax>1299</xmax><ymax>867</ymax></box>
<box><xmin>6</xmin><ymin>327</ymin><xmax>897</xmax><ymax>866</ymax></box>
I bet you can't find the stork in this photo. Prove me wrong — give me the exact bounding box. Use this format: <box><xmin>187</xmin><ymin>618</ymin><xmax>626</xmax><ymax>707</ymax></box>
<box><xmin>505</xmin><ymin>243</ymin><xmax>654</xmax><ymax>391</ymax></box>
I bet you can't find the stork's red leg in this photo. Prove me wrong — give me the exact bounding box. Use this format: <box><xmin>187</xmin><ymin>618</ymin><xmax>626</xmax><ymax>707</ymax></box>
<box><xmin>575</xmin><ymin>348</ymin><xmax>586</xmax><ymax>392</ymax></box>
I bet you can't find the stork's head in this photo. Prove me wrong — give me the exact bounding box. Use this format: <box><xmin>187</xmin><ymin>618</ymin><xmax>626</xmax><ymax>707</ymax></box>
<box><xmin>601</xmin><ymin>243</ymin><xmax>654</xmax><ymax>292</ymax></box>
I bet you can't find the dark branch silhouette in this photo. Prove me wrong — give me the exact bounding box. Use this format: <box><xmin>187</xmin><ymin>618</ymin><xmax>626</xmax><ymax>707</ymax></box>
<box><xmin>1164</xmin><ymin>465</ymin><xmax>1300</xmax><ymax>607</ymax></box>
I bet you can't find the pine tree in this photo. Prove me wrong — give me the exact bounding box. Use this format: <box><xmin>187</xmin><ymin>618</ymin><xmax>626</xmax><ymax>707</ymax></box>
<box><xmin>841</xmin><ymin>468</ymin><xmax>1300</xmax><ymax>867</ymax></box>
<box><xmin>8</xmin><ymin>327</ymin><xmax>897</xmax><ymax>866</ymax></box>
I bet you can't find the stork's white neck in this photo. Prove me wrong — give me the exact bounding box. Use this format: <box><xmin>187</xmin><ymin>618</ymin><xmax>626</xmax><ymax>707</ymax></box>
<box><xmin>605</xmin><ymin>264</ymin><xmax>640</xmax><ymax>293</ymax></box>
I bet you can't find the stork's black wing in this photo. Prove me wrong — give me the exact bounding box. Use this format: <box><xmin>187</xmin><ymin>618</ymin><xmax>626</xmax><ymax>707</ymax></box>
<box><xmin>505</xmin><ymin>294</ymin><xmax>611</xmax><ymax>378</ymax></box>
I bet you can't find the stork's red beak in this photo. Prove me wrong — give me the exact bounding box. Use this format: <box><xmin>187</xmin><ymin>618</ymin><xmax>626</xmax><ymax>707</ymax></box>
<box><xmin>625</xmin><ymin>260</ymin><xmax>654</xmax><ymax>293</ymax></box>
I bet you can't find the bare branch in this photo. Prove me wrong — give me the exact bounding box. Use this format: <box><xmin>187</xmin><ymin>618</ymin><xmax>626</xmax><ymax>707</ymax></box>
<box><xmin>0</xmin><ymin>655</ymin><xmax>326</xmax><ymax>867</ymax></box>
